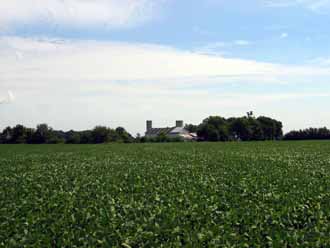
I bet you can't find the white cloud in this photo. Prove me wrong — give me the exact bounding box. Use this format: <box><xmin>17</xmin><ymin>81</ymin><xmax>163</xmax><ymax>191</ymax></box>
<box><xmin>0</xmin><ymin>0</ymin><xmax>163</xmax><ymax>31</ymax></box>
<box><xmin>0</xmin><ymin>36</ymin><xmax>281</xmax><ymax>83</ymax></box>
<box><xmin>0</xmin><ymin>91</ymin><xmax>14</xmax><ymax>104</ymax></box>
<box><xmin>280</xmin><ymin>32</ymin><xmax>288</xmax><ymax>38</ymax></box>
<box><xmin>264</xmin><ymin>0</ymin><xmax>330</xmax><ymax>11</ymax></box>
<box><xmin>234</xmin><ymin>40</ymin><xmax>252</xmax><ymax>46</ymax></box>
<box><xmin>308</xmin><ymin>57</ymin><xmax>330</xmax><ymax>67</ymax></box>
<box><xmin>195</xmin><ymin>40</ymin><xmax>253</xmax><ymax>55</ymax></box>
<box><xmin>1</xmin><ymin>36</ymin><xmax>330</xmax><ymax>134</ymax></box>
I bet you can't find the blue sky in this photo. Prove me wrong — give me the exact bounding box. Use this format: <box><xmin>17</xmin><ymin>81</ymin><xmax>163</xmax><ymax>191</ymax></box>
<box><xmin>6</xmin><ymin>0</ymin><xmax>330</xmax><ymax>63</ymax></box>
<box><xmin>0</xmin><ymin>0</ymin><xmax>330</xmax><ymax>134</ymax></box>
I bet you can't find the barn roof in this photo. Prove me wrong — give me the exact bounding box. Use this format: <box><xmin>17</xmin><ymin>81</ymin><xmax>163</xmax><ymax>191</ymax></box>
<box><xmin>170</xmin><ymin>127</ymin><xmax>187</xmax><ymax>134</ymax></box>
<box><xmin>145</xmin><ymin>127</ymin><xmax>175</xmax><ymax>136</ymax></box>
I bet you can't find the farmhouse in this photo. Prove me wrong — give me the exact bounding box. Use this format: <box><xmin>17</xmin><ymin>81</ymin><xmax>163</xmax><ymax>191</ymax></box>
<box><xmin>145</xmin><ymin>120</ymin><xmax>197</xmax><ymax>141</ymax></box>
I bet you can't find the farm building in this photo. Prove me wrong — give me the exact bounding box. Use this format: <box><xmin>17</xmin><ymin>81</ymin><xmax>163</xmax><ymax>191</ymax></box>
<box><xmin>145</xmin><ymin>120</ymin><xmax>197</xmax><ymax>141</ymax></box>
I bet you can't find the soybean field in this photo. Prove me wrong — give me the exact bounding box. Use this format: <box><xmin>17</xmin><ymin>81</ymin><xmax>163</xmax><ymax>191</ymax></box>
<box><xmin>1</xmin><ymin>141</ymin><xmax>330</xmax><ymax>247</ymax></box>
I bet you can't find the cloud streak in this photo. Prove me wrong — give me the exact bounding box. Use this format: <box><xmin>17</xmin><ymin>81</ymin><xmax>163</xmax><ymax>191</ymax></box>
<box><xmin>2</xmin><ymin>36</ymin><xmax>330</xmax><ymax>92</ymax></box>
<box><xmin>0</xmin><ymin>0</ymin><xmax>163</xmax><ymax>31</ymax></box>
<box><xmin>264</xmin><ymin>0</ymin><xmax>330</xmax><ymax>11</ymax></box>
<box><xmin>280</xmin><ymin>33</ymin><xmax>288</xmax><ymax>39</ymax></box>
<box><xmin>1</xmin><ymin>36</ymin><xmax>330</xmax><ymax>91</ymax></box>
<box><xmin>1</xmin><ymin>36</ymin><xmax>330</xmax><ymax>134</ymax></box>
<box><xmin>308</xmin><ymin>57</ymin><xmax>330</xmax><ymax>67</ymax></box>
<box><xmin>0</xmin><ymin>91</ymin><xmax>14</xmax><ymax>104</ymax></box>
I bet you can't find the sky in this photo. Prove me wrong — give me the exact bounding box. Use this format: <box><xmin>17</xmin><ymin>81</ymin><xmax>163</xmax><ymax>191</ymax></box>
<box><xmin>1</xmin><ymin>0</ymin><xmax>330</xmax><ymax>135</ymax></box>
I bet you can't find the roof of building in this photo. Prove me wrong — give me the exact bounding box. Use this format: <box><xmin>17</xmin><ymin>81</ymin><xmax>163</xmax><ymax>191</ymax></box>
<box><xmin>169</xmin><ymin>127</ymin><xmax>188</xmax><ymax>134</ymax></box>
<box><xmin>145</xmin><ymin>127</ymin><xmax>175</xmax><ymax>136</ymax></box>
<box><xmin>145</xmin><ymin>126</ymin><xmax>191</xmax><ymax>135</ymax></box>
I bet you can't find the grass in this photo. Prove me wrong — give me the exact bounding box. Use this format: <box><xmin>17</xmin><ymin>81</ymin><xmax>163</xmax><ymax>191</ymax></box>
<box><xmin>1</xmin><ymin>141</ymin><xmax>330</xmax><ymax>247</ymax></box>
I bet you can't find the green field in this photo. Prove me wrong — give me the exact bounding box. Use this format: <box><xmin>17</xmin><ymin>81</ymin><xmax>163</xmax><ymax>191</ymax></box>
<box><xmin>1</xmin><ymin>142</ymin><xmax>330</xmax><ymax>247</ymax></box>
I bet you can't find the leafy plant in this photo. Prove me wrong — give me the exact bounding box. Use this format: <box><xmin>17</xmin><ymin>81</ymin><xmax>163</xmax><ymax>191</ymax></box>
<box><xmin>1</xmin><ymin>141</ymin><xmax>330</xmax><ymax>247</ymax></box>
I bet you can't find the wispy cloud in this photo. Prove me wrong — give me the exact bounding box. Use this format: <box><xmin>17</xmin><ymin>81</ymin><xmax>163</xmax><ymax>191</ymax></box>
<box><xmin>195</xmin><ymin>40</ymin><xmax>253</xmax><ymax>55</ymax></box>
<box><xmin>2</xmin><ymin>36</ymin><xmax>329</xmax><ymax>88</ymax></box>
<box><xmin>264</xmin><ymin>0</ymin><xmax>330</xmax><ymax>12</ymax></box>
<box><xmin>1</xmin><ymin>36</ymin><xmax>330</xmax><ymax>133</ymax></box>
<box><xmin>0</xmin><ymin>0</ymin><xmax>164</xmax><ymax>31</ymax></box>
<box><xmin>308</xmin><ymin>57</ymin><xmax>330</xmax><ymax>67</ymax></box>
<box><xmin>234</xmin><ymin>40</ymin><xmax>252</xmax><ymax>46</ymax></box>
<box><xmin>0</xmin><ymin>91</ymin><xmax>14</xmax><ymax>104</ymax></box>
<box><xmin>0</xmin><ymin>37</ymin><xmax>277</xmax><ymax>83</ymax></box>
<box><xmin>280</xmin><ymin>32</ymin><xmax>288</xmax><ymax>39</ymax></box>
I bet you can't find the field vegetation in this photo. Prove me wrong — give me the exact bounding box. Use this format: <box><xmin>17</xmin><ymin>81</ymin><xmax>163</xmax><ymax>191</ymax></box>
<box><xmin>1</xmin><ymin>141</ymin><xmax>330</xmax><ymax>247</ymax></box>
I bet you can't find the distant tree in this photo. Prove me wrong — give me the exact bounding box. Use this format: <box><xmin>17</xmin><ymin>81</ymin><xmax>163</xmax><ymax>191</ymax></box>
<box><xmin>135</xmin><ymin>133</ymin><xmax>142</xmax><ymax>143</ymax></box>
<box><xmin>248</xmin><ymin>118</ymin><xmax>264</xmax><ymax>141</ymax></box>
<box><xmin>80</xmin><ymin>130</ymin><xmax>93</xmax><ymax>144</ymax></box>
<box><xmin>156</xmin><ymin>132</ymin><xmax>168</xmax><ymax>142</ymax></box>
<box><xmin>91</xmin><ymin>126</ymin><xmax>110</xmax><ymax>144</ymax></box>
<box><xmin>196</xmin><ymin>114</ymin><xmax>282</xmax><ymax>142</ymax></box>
<box><xmin>247</xmin><ymin>111</ymin><xmax>254</xmax><ymax>118</ymax></box>
<box><xmin>115</xmin><ymin>127</ymin><xmax>133</xmax><ymax>143</ymax></box>
<box><xmin>197</xmin><ymin>116</ymin><xmax>229</xmax><ymax>141</ymax></box>
<box><xmin>11</xmin><ymin>125</ymin><xmax>28</xmax><ymax>143</ymax></box>
<box><xmin>257</xmin><ymin>116</ymin><xmax>283</xmax><ymax>140</ymax></box>
<box><xmin>0</xmin><ymin>127</ymin><xmax>13</xmax><ymax>144</ymax></box>
<box><xmin>28</xmin><ymin>124</ymin><xmax>64</xmax><ymax>144</ymax></box>
<box><xmin>168</xmin><ymin>136</ymin><xmax>183</xmax><ymax>142</ymax></box>
<box><xmin>30</xmin><ymin>124</ymin><xmax>54</xmax><ymax>144</ymax></box>
<box><xmin>0</xmin><ymin>115</ymin><xmax>282</xmax><ymax>144</ymax></box>
<box><xmin>229</xmin><ymin>118</ymin><xmax>252</xmax><ymax>141</ymax></box>
<box><xmin>66</xmin><ymin>130</ymin><xmax>81</xmax><ymax>144</ymax></box>
<box><xmin>185</xmin><ymin>124</ymin><xmax>198</xmax><ymax>133</ymax></box>
<box><xmin>108</xmin><ymin>129</ymin><xmax>119</xmax><ymax>142</ymax></box>
<box><xmin>47</xmin><ymin>135</ymin><xmax>65</xmax><ymax>144</ymax></box>
<box><xmin>284</xmin><ymin>127</ymin><xmax>330</xmax><ymax>140</ymax></box>
<box><xmin>207</xmin><ymin>126</ymin><xmax>220</xmax><ymax>141</ymax></box>
<box><xmin>139</xmin><ymin>136</ymin><xmax>147</xmax><ymax>143</ymax></box>
<box><xmin>25</xmin><ymin>128</ymin><xmax>35</xmax><ymax>144</ymax></box>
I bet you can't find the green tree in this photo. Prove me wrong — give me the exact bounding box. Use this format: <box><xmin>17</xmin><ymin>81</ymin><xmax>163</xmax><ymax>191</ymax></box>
<box><xmin>197</xmin><ymin>116</ymin><xmax>229</xmax><ymax>141</ymax></box>
<box><xmin>66</xmin><ymin>131</ymin><xmax>81</xmax><ymax>144</ymax></box>
<box><xmin>156</xmin><ymin>132</ymin><xmax>168</xmax><ymax>142</ymax></box>
<box><xmin>91</xmin><ymin>126</ymin><xmax>110</xmax><ymax>143</ymax></box>
<box><xmin>257</xmin><ymin>117</ymin><xmax>283</xmax><ymax>140</ymax></box>
<box><xmin>115</xmin><ymin>127</ymin><xmax>134</xmax><ymax>143</ymax></box>
<box><xmin>11</xmin><ymin>125</ymin><xmax>28</xmax><ymax>143</ymax></box>
<box><xmin>0</xmin><ymin>127</ymin><xmax>13</xmax><ymax>144</ymax></box>
<box><xmin>80</xmin><ymin>131</ymin><xmax>93</xmax><ymax>144</ymax></box>
<box><xmin>229</xmin><ymin>118</ymin><xmax>252</xmax><ymax>141</ymax></box>
<box><xmin>31</xmin><ymin>124</ymin><xmax>52</xmax><ymax>144</ymax></box>
<box><xmin>185</xmin><ymin>124</ymin><xmax>198</xmax><ymax>133</ymax></box>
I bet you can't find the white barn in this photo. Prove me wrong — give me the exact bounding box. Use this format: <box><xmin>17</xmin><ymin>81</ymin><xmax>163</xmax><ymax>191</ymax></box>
<box><xmin>144</xmin><ymin>120</ymin><xmax>197</xmax><ymax>141</ymax></box>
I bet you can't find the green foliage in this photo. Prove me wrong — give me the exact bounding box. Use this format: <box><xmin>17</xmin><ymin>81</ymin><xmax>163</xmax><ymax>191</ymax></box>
<box><xmin>115</xmin><ymin>127</ymin><xmax>134</xmax><ymax>143</ymax></box>
<box><xmin>65</xmin><ymin>131</ymin><xmax>81</xmax><ymax>144</ymax></box>
<box><xmin>143</xmin><ymin>134</ymin><xmax>184</xmax><ymax>143</ymax></box>
<box><xmin>0</xmin><ymin>125</ymin><xmax>134</xmax><ymax>144</ymax></box>
<box><xmin>31</xmin><ymin>124</ymin><xmax>54</xmax><ymax>144</ymax></box>
<box><xmin>91</xmin><ymin>126</ymin><xmax>111</xmax><ymax>143</ymax></box>
<box><xmin>257</xmin><ymin>116</ymin><xmax>283</xmax><ymax>140</ymax></box>
<box><xmin>284</xmin><ymin>127</ymin><xmax>330</xmax><ymax>140</ymax></box>
<box><xmin>11</xmin><ymin>125</ymin><xmax>28</xmax><ymax>144</ymax></box>
<box><xmin>156</xmin><ymin>132</ymin><xmax>168</xmax><ymax>142</ymax></box>
<box><xmin>184</xmin><ymin>124</ymin><xmax>198</xmax><ymax>133</ymax></box>
<box><xmin>197</xmin><ymin>115</ymin><xmax>283</xmax><ymax>141</ymax></box>
<box><xmin>1</xmin><ymin>142</ymin><xmax>330</xmax><ymax>247</ymax></box>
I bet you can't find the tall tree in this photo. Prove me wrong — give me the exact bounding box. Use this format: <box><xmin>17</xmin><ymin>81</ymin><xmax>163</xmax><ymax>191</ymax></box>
<box><xmin>11</xmin><ymin>124</ymin><xmax>28</xmax><ymax>143</ymax></box>
<box><xmin>197</xmin><ymin>116</ymin><xmax>229</xmax><ymax>141</ymax></box>
<box><xmin>91</xmin><ymin>126</ymin><xmax>110</xmax><ymax>143</ymax></box>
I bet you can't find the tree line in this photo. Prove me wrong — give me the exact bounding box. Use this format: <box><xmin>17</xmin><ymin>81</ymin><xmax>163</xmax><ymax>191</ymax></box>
<box><xmin>283</xmin><ymin>128</ymin><xmax>330</xmax><ymax>140</ymax></box>
<box><xmin>1</xmin><ymin>114</ymin><xmax>329</xmax><ymax>144</ymax></box>
<box><xmin>185</xmin><ymin>113</ymin><xmax>283</xmax><ymax>142</ymax></box>
<box><xmin>0</xmin><ymin>124</ymin><xmax>134</xmax><ymax>144</ymax></box>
